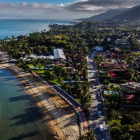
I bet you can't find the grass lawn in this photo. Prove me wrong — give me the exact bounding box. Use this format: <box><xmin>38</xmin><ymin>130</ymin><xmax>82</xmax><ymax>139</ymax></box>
<box><xmin>35</xmin><ymin>70</ymin><xmax>59</xmax><ymax>84</ymax></box>
<box><xmin>108</xmin><ymin>119</ymin><xmax>121</xmax><ymax>126</ymax></box>
<box><xmin>27</xmin><ymin>64</ymin><xmax>33</xmax><ymax>67</ymax></box>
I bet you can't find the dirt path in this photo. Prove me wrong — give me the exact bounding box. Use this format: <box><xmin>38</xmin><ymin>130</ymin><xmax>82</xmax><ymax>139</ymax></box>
<box><xmin>5</xmin><ymin>65</ymin><xmax>79</xmax><ymax>140</ymax></box>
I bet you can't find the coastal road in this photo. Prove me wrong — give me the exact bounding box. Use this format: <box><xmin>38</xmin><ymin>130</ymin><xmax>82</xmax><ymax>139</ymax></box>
<box><xmin>88</xmin><ymin>50</ymin><xmax>111</xmax><ymax>140</ymax></box>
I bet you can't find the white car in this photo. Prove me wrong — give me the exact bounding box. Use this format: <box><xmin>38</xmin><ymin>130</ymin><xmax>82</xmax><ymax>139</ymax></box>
<box><xmin>98</xmin><ymin>111</ymin><xmax>102</xmax><ymax>117</ymax></box>
<box><xmin>100</xmin><ymin>124</ymin><xmax>104</xmax><ymax>132</ymax></box>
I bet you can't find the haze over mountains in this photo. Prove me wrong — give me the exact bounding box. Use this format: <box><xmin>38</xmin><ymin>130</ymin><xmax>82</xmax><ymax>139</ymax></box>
<box><xmin>78</xmin><ymin>5</ymin><xmax>140</xmax><ymax>23</ymax></box>
<box><xmin>78</xmin><ymin>9</ymin><xmax>126</xmax><ymax>21</ymax></box>
<box><xmin>109</xmin><ymin>5</ymin><xmax>140</xmax><ymax>22</ymax></box>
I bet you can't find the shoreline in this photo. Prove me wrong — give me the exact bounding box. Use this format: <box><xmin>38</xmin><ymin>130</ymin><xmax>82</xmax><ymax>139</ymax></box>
<box><xmin>0</xmin><ymin>64</ymin><xmax>59</xmax><ymax>140</ymax></box>
<box><xmin>1</xmin><ymin>63</ymin><xmax>79</xmax><ymax>140</ymax></box>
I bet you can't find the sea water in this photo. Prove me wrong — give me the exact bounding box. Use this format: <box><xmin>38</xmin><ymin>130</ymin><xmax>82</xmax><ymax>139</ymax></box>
<box><xmin>0</xmin><ymin>19</ymin><xmax>71</xmax><ymax>39</ymax></box>
<box><xmin>0</xmin><ymin>68</ymin><xmax>51</xmax><ymax>140</ymax></box>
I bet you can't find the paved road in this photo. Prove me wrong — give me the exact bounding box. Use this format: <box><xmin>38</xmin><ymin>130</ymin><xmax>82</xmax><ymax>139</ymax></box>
<box><xmin>88</xmin><ymin>50</ymin><xmax>111</xmax><ymax>140</ymax></box>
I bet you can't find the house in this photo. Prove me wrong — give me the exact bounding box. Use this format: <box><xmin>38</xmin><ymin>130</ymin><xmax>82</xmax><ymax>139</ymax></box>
<box><xmin>120</xmin><ymin>82</ymin><xmax>140</xmax><ymax>93</ymax></box>
<box><xmin>110</xmin><ymin>53</ymin><xmax>116</xmax><ymax>58</ymax></box>
<box><xmin>24</xmin><ymin>54</ymin><xmax>37</xmax><ymax>59</ymax></box>
<box><xmin>36</xmin><ymin>55</ymin><xmax>46</xmax><ymax>59</ymax></box>
<box><xmin>124</xmin><ymin>95</ymin><xmax>139</xmax><ymax>102</ymax></box>
<box><xmin>101</xmin><ymin>61</ymin><xmax>126</xmax><ymax>69</ymax></box>
<box><xmin>46</xmin><ymin>55</ymin><xmax>54</xmax><ymax>60</ymax></box>
<box><xmin>109</xmin><ymin>68</ymin><xmax>126</xmax><ymax>77</ymax></box>
<box><xmin>53</xmin><ymin>49</ymin><xmax>66</xmax><ymax>61</ymax></box>
<box><xmin>115</xmin><ymin>36</ymin><xmax>130</xmax><ymax>45</ymax></box>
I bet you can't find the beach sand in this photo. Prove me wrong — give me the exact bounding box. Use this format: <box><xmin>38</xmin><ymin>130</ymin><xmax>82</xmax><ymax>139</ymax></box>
<box><xmin>1</xmin><ymin>63</ymin><xmax>79</xmax><ymax>140</ymax></box>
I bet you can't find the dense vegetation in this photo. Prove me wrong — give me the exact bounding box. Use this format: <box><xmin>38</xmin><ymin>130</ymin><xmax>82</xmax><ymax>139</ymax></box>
<box><xmin>1</xmin><ymin>20</ymin><xmax>140</xmax><ymax>140</ymax></box>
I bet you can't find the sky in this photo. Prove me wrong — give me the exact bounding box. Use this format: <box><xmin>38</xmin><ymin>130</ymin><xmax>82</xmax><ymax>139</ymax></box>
<box><xmin>0</xmin><ymin>0</ymin><xmax>140</xmax><ymax>19</ymax></box>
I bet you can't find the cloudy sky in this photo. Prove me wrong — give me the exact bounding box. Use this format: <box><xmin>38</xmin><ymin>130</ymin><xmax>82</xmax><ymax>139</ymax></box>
<box><xmin>0</xmin><ymin>0</ymin><xmax>140</xmax><ymax>19</ymax></box>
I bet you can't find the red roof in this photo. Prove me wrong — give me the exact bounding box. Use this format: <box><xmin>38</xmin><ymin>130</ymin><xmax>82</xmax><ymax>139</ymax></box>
<box><xmin>124</xmin><ymin>95</ymin><xmax>136</xmax><ymax>100</ymax></box>
<box><xmin>110</xmin><ymin>72</ymin><xmax>115</xmax><ymax>77</ymax></box>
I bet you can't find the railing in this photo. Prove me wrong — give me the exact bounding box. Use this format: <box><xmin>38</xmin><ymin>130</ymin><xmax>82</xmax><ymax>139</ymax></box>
<box><xmin>55</xmin><ymin>85</ymin><xmax>81</xmax><ymax>106</ymax></box>
<box><xmin>33</xmin><ymin>72</ymin><xmax>89</xmax><ymax>134</ymax></box>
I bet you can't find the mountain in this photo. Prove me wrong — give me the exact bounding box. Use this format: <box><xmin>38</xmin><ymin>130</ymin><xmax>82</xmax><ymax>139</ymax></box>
<box><xmin>78</xmin><ymin>9</ymin><xmax>126</xmax><ymax>21</ymax></box>
<box><xmin>109</xmin><ymin>5</ymin><xmax>140</xmax><ymax>22</ymax></box>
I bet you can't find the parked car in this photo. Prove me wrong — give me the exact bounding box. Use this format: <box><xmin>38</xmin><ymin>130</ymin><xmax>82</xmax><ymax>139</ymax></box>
<box><xmin>8</xmin><ymin>59</ymin><xmax>17</xmax><ymax>63</ymax></box>
<box><xmin>98</xmin><ymin>111</ymin><xmax>102</xmax><ymax>117</ymax></box>
<box><xmin>100</xmin><ymin>124</ymin><xmax>104</xmax><ymax>132</ymax></box>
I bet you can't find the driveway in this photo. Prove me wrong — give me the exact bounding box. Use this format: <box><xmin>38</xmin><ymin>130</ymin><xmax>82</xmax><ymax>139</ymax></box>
<box><xmin>87</xmin><ymin>51</ymin><xmax>111</xmax><ymax>140</ymax></box>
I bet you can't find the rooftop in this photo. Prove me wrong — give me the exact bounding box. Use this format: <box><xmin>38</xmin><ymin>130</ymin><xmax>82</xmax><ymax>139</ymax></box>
<box><xmin>53</xmin><ymin>49</ymin><xmax>66</xmax><ymax>60</ymax></box>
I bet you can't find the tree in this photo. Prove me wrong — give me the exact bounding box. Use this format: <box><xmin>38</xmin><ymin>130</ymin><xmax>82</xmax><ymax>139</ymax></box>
<box><xmin>78</xmin><ymin>129</ymin><xmax>97</xmax><ymax>140</ymax></box>
<box><xmin>87</xmin><ymin>129</ymin><xmax>97</xmax><ymax>140</ymax></box>
<box><xmin>81</xmin><ymin>93</ymin><xmax>92</xmax><ymax>110</ymax></box>
<box><xmin>75</xmin><ymin>75</ymin><xmax>80</xmax><ymax>81</ymax></box>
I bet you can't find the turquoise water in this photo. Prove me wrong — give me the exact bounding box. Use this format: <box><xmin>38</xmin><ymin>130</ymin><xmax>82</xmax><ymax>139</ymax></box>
<box><xmin>106</xmin><ymin>91</ymin><xmax>118</xmax><ymax>94</ymax></box>
<box><xmin>0</xmin><ymin>19</ymin><xmax>71</xmax><ymax>39</ymax></box>
<box><xmin>0</xmin><ymin>69</ymin><xmax>51</xmax><ymax>140</ymax></box>
<box><xmin>106</xmin><ymin>91</ymin><xmax>112</xmax><ymax>94</ymax></box>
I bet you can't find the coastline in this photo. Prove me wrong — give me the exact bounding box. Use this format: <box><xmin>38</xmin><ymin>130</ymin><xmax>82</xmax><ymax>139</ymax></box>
<box><xmin>1</xmin><ymin>63</ymin><xmax>79</xmax><ymax>140</ymax></box>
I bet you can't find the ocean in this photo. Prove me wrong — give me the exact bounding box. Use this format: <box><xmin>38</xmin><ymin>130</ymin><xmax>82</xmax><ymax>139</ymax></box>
<box><xmin>0</xmin><ymin>19</ymin><xmax>71</xmax><ymax>39</ymax></box>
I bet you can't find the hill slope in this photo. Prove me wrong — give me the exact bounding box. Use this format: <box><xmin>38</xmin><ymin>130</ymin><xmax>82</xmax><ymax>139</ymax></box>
<box><xmin>78</xmin><ymin>9</ymin><xmax>126</xmax><ymax>21</ymax></box>
<box><xmin>109</xmin><ymin>5</ymin><xmax>140</xmax><ymax>22</ymax></box>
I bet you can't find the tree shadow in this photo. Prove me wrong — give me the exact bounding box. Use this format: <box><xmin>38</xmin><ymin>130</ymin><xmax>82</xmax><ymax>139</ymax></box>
<box><xmin>8</xmin><ymin>131</ymin><xmax>40</xmax><ymax>140</ymax></box>
<box><xmin>8</xmin><ymin>95</ymin><xmax>32</xmax><ymax>102</ymax></box>
<box><xmin>9</xmin><ymin>106</ymin><xmax>43</xmax><ymax>126</ymax></box>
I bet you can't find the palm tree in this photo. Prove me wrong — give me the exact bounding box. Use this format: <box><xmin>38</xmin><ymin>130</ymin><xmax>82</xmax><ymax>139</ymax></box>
<box><xmin>87</xmin><ymin>129</ymin><xmax>97</xmax><ymax>140</ymax></box>
<box><xmin>78</xmin><ymin>135</ymin><xmax>87</xmax><ymax>140</ymax></box>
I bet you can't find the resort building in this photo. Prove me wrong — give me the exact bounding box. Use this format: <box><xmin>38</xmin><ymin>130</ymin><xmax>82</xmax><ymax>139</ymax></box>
<box><xmin>53</xmin><ymin>49</ymin><xmax>66</xmax><ymax>61</ymax></box>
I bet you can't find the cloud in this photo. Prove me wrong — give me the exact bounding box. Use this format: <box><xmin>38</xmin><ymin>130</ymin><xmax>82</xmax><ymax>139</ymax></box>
<box><xmin>67</xmin><ymin>0</ymin><xmax>140</xmax><ymax>11</ymax></box>
<box><xmin>0</xmin><ymin>1</ymin><xmax>140</xmax><ymax>19</ymax></box>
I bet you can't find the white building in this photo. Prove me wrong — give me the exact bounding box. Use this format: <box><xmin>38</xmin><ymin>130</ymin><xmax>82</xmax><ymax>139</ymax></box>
<box><xmin>46</xmin><ymin>55</ymin><xmax>54</xmax><ymax>60</ymax></box>
<box><xmin>53</xmin><ymin>49</ymin><xmax>66</xmax><ymax>60</ymax></box>
<box><xmin>36</xmin><ymin>55</ymin><xmax>46</xmax><ymax>59</ymax></box>
<box><xmin>24</xmin><ymin>54</ymin><xmax>37</xmax><ymax>59</ymax></box>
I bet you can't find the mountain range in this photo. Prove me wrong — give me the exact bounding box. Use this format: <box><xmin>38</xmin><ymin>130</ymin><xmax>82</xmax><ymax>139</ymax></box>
<box><xmin>78</xmin><ymin>9</ymin><xmax>126</xmax><ymax>21</ymax></box>
<box><xmin>78</xmin><ymin>5</ymin><xmax>140</xmax><ymax>23</ymax></box>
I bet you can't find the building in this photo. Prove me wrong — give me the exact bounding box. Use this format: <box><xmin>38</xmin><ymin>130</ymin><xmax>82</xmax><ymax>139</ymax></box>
<box><xmin>36</xmin><ymin>55</ymin><xmax>46</xmax><ymax>59</ymax></box>
<box><xmin>115</xmin><ymin>36</ymin><xmax>130</xmax><ymax>45</ymax></box>
<box><xmin>53</xmin><ymin>49</ymin><xmax>66</xmax><ymax>61</ymax></box>
<box><xmin>24</xmin><ymin>54</ymin><xmax>37</xmax><ymax>59</ymax></box>
<box><xmin>46</xmin><ymin>55</ymin><xmax>54</xmax><ymax>60</ymax></box>
<box><xmin>120</xmin><ymin>82</ymin><xmax>140</xmax><ymax>93</ymax></box>
<box><xmin>124</xmin><ymin>95</ymin><xmax>138</xmax><ymax>102</ymax></box>
<box><xmin>101</xmin><ymin>62</ymin><xmax>126</xmax><ymax>69</ymax></box>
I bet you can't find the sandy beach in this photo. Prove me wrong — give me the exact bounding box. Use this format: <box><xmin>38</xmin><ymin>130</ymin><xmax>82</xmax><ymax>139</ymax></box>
<box><xmin>0</xmin><ymin>62</ymin><xmax>79</xmax><ymax>140</ymax></box>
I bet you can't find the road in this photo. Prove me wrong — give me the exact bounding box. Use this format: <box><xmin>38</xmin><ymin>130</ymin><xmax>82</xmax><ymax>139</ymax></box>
<box><xmin>88</xmin><ymin>50</ymin><xmax>111</xmax><ymax>140</ymax></box>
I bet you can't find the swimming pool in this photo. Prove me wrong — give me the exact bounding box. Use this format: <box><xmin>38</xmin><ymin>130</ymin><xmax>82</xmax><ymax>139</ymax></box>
<box><xmin>106</xmin><ymin>91</ymin><xmax>118</xmax><ymax>94</ymax></box>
